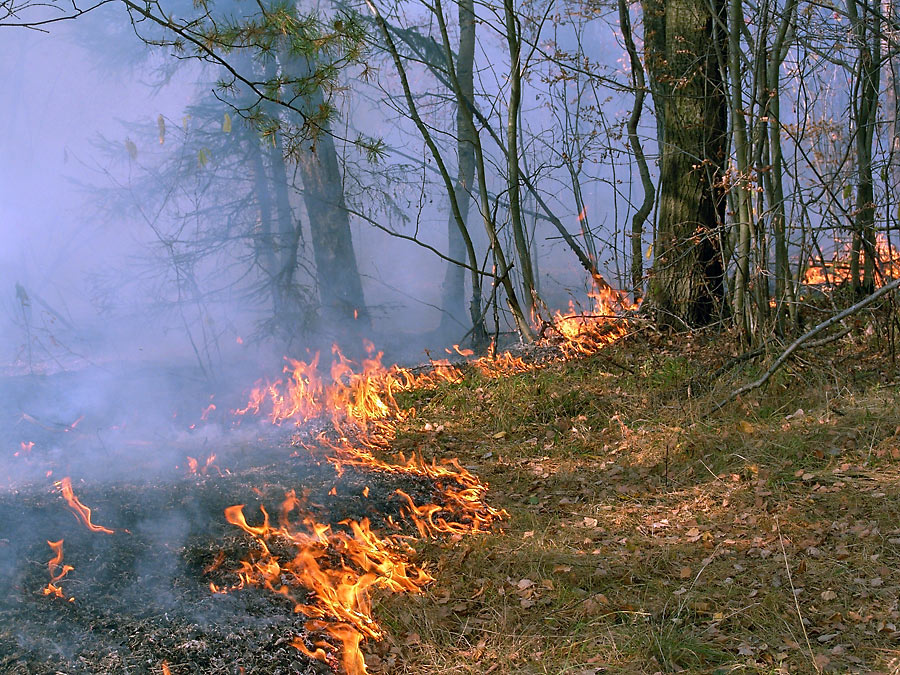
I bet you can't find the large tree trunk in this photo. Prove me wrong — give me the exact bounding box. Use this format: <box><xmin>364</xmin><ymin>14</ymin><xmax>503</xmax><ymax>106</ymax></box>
<box><xmin>642</xmin><ymin>0</ymin><xmax>728</xmax><ymax>327</ymax></box>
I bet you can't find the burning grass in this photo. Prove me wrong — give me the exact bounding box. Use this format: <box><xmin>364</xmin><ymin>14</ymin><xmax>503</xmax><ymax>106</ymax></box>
<box><xmin>0</xmin><ymin>278</ymin><xmax>640</xmax><ymax>675</ymax></box>
<box><xmin>8</xmin><ymin>282</ymin><xmax>900</xmax><ymax>673</ymax></box>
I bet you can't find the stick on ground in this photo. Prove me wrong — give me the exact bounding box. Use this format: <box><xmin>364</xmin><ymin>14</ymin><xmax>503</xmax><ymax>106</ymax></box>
<box><xmin>711</xmin><ymin>277</ymin><xmax>900</xmax><ymax>414</ymax></box>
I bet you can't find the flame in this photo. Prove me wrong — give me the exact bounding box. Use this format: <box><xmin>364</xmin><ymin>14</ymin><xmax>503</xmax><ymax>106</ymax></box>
<box><xmin>55</xmin><ymin>477</ymin><xmax>115</xmax><ymax>534</ymax></box>
<box><xmin>544</xmin><ymin>276</ymin><xmax>638</xmax><ymax>357</ymax></box>
<box><xmin>14</xmin><ymin>441</ymin><xmax>34</xmax><ymax>457</ymax></box>
<box><xmin>161</xmin><ymin>661</ymin><xmax>172</xmax><ymax>675</ymax></box>
<box><xmin>216</xmin><ymin>500</ymin><xmax>433</xmax><ymax>675</ymax></box>
<box><xmin>803</xmin><ymin>234</ymin><xmax>900</xmax><ymax>288</ymax></box>
<box><xmin>42</xmin><ymin>539</ymin><xmax>74</xmax><ymax>601</ymax></box>
<box><xmin>186</xmin><ymin>453</ymin><xmax>219</xmax><ymax>476</ymax></box>
<box><xmin>223</xmin><ymin>271</ymin><xmax>636</xmax><ymax>672</ymax></box>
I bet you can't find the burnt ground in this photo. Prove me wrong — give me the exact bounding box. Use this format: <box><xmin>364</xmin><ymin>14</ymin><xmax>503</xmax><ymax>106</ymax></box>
<box><xmin>0</xmin><ymin>426</ymin><xmax>442</xmax><ymax>675</ymax></box>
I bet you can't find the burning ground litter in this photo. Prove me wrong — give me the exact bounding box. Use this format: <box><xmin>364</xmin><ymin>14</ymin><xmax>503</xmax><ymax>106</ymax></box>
<box><xmin>0</xmin><ymin>439</ymin><xmax>450</xmax><ymax>675</ymax></box>
<box><xmin>0</xmin><ymin>286</ymin><xmax>636</xmax><ymax>674</ymax></box>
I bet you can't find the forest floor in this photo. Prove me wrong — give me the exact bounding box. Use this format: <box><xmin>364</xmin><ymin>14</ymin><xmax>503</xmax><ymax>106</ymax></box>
<box><xmin>371</xmin><ymin>322</ymin><xmax>900</xmax><ymax>674</ymax></box>
<box><xmin>4</xmin><ymin>313</ymin><xmax>900</xmax><ymax>674</ymax></box>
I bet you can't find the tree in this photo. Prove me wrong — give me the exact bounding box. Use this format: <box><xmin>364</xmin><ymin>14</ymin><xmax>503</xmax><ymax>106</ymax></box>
<box><xmin>436</xmin><ymin>0</ymin><xmax>481</xmax><ymax>338</ymax></box>
<box><xmin>642</xmin><ymin>0</ymin><xmax>728</xmax><ymax>328</ymax></box>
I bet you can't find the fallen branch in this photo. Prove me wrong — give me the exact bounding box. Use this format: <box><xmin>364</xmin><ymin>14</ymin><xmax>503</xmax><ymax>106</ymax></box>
<box><xmin>694</xmin><ymin>325</ymin><xmax>853</xmax><ymax>394</ymax></box>
<box><xmin>711</xmin><ymin>277</ymin><xmax>900</xmax><ymax>414</ymax></box>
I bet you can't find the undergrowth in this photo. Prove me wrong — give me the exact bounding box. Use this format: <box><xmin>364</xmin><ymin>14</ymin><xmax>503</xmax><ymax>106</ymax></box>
<box><xmin>370</xmin><ymin>325</ymin><xmax>900</xmax><ymax>674</ymax></box>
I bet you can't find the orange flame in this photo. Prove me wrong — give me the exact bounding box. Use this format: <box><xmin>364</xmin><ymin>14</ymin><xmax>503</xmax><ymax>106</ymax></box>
<box><xmin>541</xmin><ymin>277</ymin><xmax>637</xmax><ymax>357</ymax></box>
<box><xmin>15</xmin><ymin>441</ymin><xmax>34</xmax><ymax>457</ymax></box>
<box><xmin>186</xmin><ymin>453</ymin><xmax>219</xmax><ymax>476</ymax></box>
<box><xmin>55</xmin><ymin>477</ymin><xmax>115</xmax><ymax>534</ymax></box>
<box><xmin>223</xmin><ymin>271</ymin><xmax>636</xmax><ymax>671</ymax></box>
<box><xmin>42</xmin><ymin>539</ymin><xmax>74</xmax><ymax>600</ymax></box>
<box><xmin>216</xmin><ymin>499</ymin><xmax>435</xmax><ymax>675</ymax></box>
<box><xmin>803</xmin><ymin>234</ymin><xmax>900</xmax><ymax>288</ymax></box>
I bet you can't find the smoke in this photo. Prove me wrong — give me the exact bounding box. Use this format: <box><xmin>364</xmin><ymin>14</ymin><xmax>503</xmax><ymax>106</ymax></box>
<box><xmin>0</xmin><ymin>0</ymin><xmax>632</xmax><ymax>485</ymax></box>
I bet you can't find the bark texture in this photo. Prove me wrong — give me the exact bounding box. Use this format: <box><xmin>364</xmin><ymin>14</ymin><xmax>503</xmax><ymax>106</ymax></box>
<box><xmin>642</xmin><ymin>0</ymin><xmax>728</xmax><ymax>327</ymax></box>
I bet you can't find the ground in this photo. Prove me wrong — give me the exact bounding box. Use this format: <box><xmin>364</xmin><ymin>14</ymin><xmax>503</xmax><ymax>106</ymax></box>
<box><xmin>4</xmin><ymin>319</ymin><xmax>900</xmax><ymax>674</ymax></box>
<box><xmin>372</xmin><ymin>325</ymin><xmax>900</xmax><ymax>674</ymax></box>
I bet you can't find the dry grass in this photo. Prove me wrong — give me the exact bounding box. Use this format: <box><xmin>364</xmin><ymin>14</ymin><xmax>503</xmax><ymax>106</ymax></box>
<box><xmin>364</xmin><ymin>326</ymin><xmax>900</xmax><ymax>674</ymax></box>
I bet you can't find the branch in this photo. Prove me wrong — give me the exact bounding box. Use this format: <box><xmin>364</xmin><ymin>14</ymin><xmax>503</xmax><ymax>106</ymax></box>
<box><xmin>711</xmin><ymin>278</ymin><xmax>900</xmax><ymax>414</ymax></box>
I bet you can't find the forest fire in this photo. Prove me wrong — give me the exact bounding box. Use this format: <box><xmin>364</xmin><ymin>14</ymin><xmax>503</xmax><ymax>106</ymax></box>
<box><xmin>804</xmin><ymin>234</ymin><xmax>900</xmax><ymax>288</ymax></box>
<box><xmin>235</xmin><ymin>282</ymin><xmax>634</xmax><ymax>430</ymax></box>
<box><xmin>215</xmin><ymin>284</ymin><xmax>635</xmax><ymax>672</ymax></box>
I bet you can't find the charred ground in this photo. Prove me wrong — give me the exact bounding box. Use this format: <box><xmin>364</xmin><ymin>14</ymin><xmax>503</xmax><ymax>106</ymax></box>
<box><xmin>0</xmin><ymin>424</ymin><xmax>440</xmax><ymax>675</ymax></box>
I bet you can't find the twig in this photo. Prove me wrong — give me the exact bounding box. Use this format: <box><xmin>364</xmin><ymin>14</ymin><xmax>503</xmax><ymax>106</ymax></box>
<box><xmin>711</xmin><ymin>277</ymin><xmax>900</xmax><ymax>413</ymax></box>
<box><xmin>776</xmin><ymin>517</ymin><xmax>820</xmax><ymax>674</ymax></box>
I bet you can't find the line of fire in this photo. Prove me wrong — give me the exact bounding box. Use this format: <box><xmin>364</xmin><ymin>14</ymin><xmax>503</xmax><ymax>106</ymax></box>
<box><xmin>5</xmin><ymin>1</ymin><xmax>900</xmax><ymax>672</ymax></box>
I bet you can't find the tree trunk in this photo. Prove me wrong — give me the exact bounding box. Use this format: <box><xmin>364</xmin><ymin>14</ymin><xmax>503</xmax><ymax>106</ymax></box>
<box><xmin>619</xmin><ymin>0</ymin><xmax>654</xmax><ymax>302</ymax></box>
<box><xmin>438</xmin><ymin>0</ymin><xmax>481</xmax><ymax>338</ymax></box>
<box><xmin>280</xmin><ymin>51</ymin><xmax>370</xmax><ymax>333</ymax></box>
<box><xmin>642</xmin><ymin>0</ymin><xmax>728</xmax><ymax>327</ymax></box>
<box><xmin>847</xmin><ymin>0</ymin><xmax>881</xmax><ymax>296</ymax></box>
<box><xmin>295</xmin><ymin>121</ymin><xmax>370</xmax><ymax>331</ymax></box>
<box><xmin>267</xmin><ymin>134</ymin><xmax>304</xmax><ymax>321</ymax></box>
<box><xmin>504</xmin><ymin>0</ymin><xmax>537</xmax><ymax>316</ymax></box>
